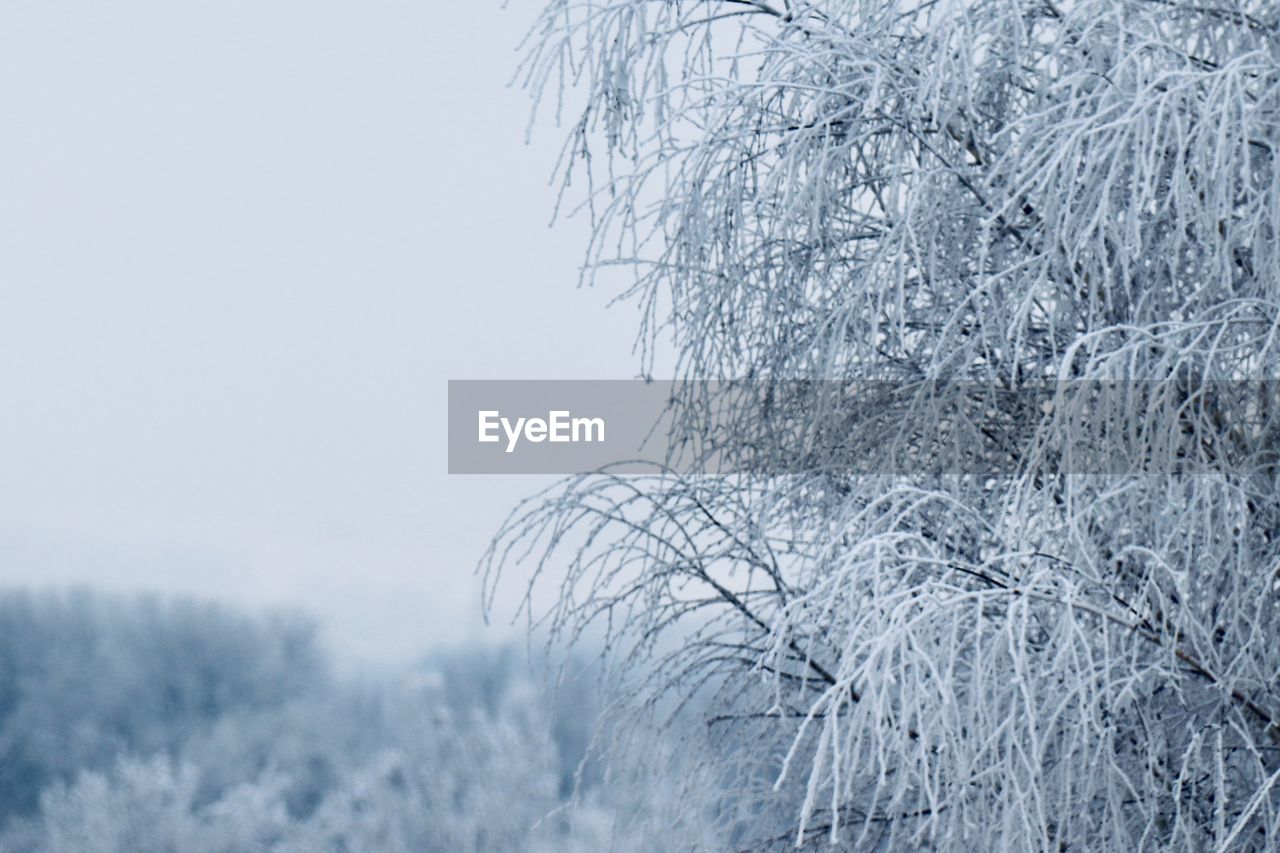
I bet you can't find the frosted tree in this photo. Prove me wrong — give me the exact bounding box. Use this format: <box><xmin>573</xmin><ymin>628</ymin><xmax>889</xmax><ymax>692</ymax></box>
<box><xmin>486</xmin><ymin>1</ymin><xmax>1280</xmax><ymax>849</ymax></box>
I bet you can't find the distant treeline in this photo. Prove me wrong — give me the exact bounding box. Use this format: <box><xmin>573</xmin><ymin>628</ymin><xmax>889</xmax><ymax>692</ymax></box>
<box><xmin>0</xmin><ymin>588</ymin><xmax>705</xmax><ymax>852</ymax></box>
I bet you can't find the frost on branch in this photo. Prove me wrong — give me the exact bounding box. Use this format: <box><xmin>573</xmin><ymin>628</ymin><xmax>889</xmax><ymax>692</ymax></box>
<box><xmin>487</xmin><ymin>2</ymin><xmax>1280</xmax><ymax>849</ymax></box>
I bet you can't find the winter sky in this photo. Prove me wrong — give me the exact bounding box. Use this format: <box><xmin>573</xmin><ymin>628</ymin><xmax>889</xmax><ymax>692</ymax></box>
<box><xmin>0</xmin><ymin>1</ymin><xmax>641</xmax><ymax>669</ymax></box>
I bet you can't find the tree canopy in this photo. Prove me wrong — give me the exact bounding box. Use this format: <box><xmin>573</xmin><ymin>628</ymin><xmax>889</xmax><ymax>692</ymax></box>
<box><xmin>489</xmin><ymin>2</ymin><xmax>1280</xmax><ymax>849</ymax></box>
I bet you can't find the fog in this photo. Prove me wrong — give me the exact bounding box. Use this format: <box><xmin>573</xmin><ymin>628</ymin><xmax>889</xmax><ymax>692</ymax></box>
<box><xmin>0</xmin><ymin>1</ymin><xmax>638</xmax><ymax>668</ymax></box>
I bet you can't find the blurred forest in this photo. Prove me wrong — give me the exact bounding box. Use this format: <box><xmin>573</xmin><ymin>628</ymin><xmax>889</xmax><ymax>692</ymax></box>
<box><xmin>0</xmin><ymin>588</ymin><xmax>709</xmax><ymax>852</ymax></box>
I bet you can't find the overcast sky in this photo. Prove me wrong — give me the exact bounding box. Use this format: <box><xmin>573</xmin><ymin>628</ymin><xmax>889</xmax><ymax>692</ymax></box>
<box><xmin>0</xmin><ymin>2</ymin><xmax>645</xmax><ymax>668</ymax></box>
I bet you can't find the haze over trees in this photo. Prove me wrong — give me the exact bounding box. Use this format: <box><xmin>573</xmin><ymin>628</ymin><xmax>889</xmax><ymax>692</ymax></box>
<box><xmin>0</xmin><ymin>589</ymin><xmax>702</xmax><ymax>852</ymax></box>
<box><xmin>487</xmin><ymin>1</ymin><xmax>1280</xmax><ymax>849</ymax></box>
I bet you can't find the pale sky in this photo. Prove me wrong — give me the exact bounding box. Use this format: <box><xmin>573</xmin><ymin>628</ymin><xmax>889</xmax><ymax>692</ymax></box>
<box><xmin>0</xmin><ymin>1</ymin><xmax>644</xmax><ymax>669</ymax></box>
